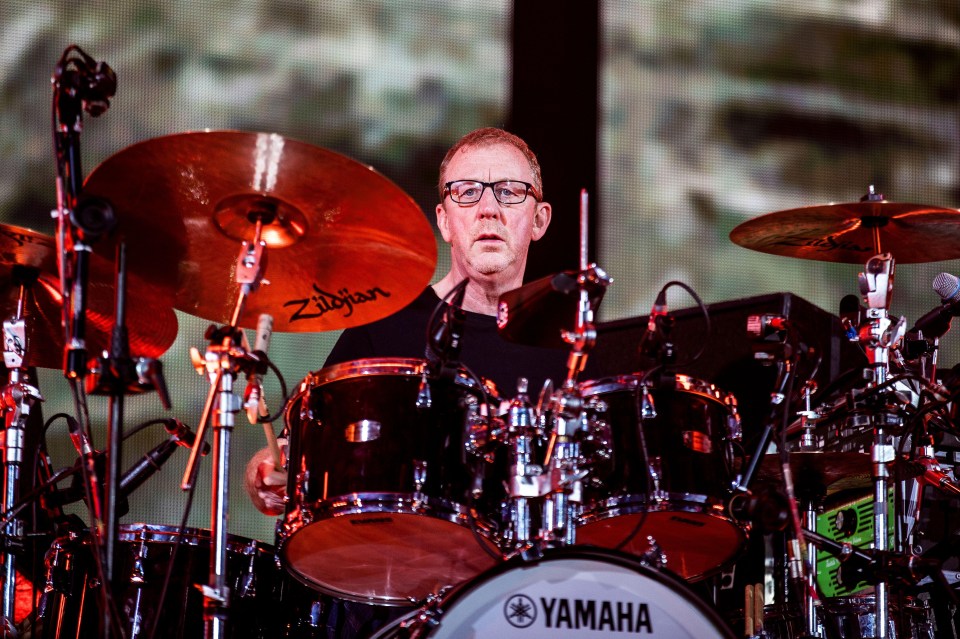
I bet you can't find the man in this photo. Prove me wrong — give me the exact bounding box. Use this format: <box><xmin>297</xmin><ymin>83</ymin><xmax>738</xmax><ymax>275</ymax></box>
<box><xmin>246</xmin><ymin>128</ymin><xmax>571</xmax><ymax>637</ymax></box>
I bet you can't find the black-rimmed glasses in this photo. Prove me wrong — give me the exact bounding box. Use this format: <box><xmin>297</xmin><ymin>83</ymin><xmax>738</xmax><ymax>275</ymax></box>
<box><xmin>444</xmin><ymin>180</ymin><xmax>537</xmax><ymax>205</ymax></box>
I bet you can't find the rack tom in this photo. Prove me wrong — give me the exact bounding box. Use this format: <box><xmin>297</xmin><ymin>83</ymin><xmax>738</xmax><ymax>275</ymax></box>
<box><xmin>279</xmin><ymin>358</ymin><xmax>503</xmax><ymax>605</ymax></box>
<box><xmin>577</xmin><ymin>372</ymin><xmax>745</xmax><ymax>580</ymax></box>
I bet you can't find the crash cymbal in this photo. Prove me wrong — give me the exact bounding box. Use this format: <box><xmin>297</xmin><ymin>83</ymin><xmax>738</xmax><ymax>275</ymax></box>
<box><xmin>497</xmin><ymin>267</ymin><xmax>610</xmax><ymax>349</ymax></box>
<box><xmin>730</xmin><ymin>199</ymin><xmax>960</xmax><ymax>263</ymax></box>
<box><xmin>82</xmin><ymin>131</ymin><xmax>437</xmax><ymax>332</ymax></box>
<box><xmin>0</xmin><ymin>224</ymin><xmax>178</xmax><ymax>369</ymax></box>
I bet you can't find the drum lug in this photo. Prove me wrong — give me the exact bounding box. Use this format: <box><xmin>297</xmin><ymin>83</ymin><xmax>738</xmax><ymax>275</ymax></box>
<box><xmin>639</xmin><ymin>535</ymin><xmax>668</xmax><ymax>570</ymax></box>
<box><xmin>639</xmin><ymin>385</ymin><xmax>657</xmax><ymax>419</ymax></box>
<box><xmin>296</xmin><ymin>469</ymin><xmax>310</xmax><ymax>501</ymax></box>
<box><xmin>235</xmin><ymin>544</ymin><xmax>259</xmax><ymax>599</ymax></box>
<box><xmin>416</xmin><ymin>371</ymin><xmax>432</xmax><ymax>408</ymax></box>
<box><xmin>130</xmin><ymin>535</ymin><xmax>148</xmax><ymax>585</ymax></box>
<box><xmin>413</xmin><ymin>459</ymin><xmax>428</xmax><ymax>492</ymax></box>
<box><xmin>647</xmin><ymin>456</ymin><xmax>665</xmax><ymax>498</ymax></box>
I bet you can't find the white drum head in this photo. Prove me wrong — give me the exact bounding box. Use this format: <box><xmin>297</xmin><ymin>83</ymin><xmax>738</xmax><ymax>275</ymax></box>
<box><xmin>376</xmin><ymin>548</ymin><xmax>733</xmax><ymax>638</ymax></box>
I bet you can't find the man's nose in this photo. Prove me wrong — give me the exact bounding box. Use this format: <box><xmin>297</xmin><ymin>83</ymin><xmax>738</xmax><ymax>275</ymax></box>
<box><xmin>477</xmin><ymin>186</ymin><xmax>501</xmax><ymax>217</ymax></box>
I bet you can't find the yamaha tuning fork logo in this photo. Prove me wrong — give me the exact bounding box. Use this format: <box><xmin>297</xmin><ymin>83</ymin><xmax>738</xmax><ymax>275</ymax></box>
<box><xmin>502</xmin><ymin>593</ymin><xmax>655</xmax><ymax>633</ymax></box>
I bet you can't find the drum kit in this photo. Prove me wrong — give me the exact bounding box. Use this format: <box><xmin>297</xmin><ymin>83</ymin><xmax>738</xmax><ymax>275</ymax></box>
<box><xmin>3</xmin><ymin>45</ymin><xmax>960</xmax><ymax>639</ymax></box>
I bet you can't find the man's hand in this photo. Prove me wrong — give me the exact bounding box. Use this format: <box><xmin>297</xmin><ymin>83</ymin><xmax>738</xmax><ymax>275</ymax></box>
<box><xmin>244</xmin><ymin>443</ymin><xmax>287</xmax><ymax>516</ymax></box>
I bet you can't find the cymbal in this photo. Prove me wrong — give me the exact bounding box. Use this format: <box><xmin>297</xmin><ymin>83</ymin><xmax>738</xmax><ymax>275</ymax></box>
<box><xmin>82</xmin><ymin>131</ymin><xmax>437</xmax><ymax>332</ymax></box>
<box><xmin>0</xmin><ymin>224</ymin><xmax>178</xmax><ymax>369</ymax></box>
<box><xmin>755</xmin><ymin>451</ymin><xmax>872</xmax><ymax>494</ymax></box>
<box><xmin>730</xmin><ymin>200</ymin><xmax>960</xmax><ymax>263</ymax></box>
<box><xmin>497</xmin><ymin>268</ymin><xmax>610</xmax><ymax>349</ymax></box>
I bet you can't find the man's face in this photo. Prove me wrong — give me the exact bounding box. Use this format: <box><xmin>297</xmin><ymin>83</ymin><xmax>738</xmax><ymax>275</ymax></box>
<box><xmin>436</xmin><ymin>143</ymin><xmax>551</xmax><ymax>283</ymax></box>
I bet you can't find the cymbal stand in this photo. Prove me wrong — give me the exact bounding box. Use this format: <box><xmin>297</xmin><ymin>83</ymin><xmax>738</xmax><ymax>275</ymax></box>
<box><xmin>181</xmin><ymin>220</ymin><xmax>267</xmax><ymax>639</ymax></box>
<box><xmin>855</xmin><ymin>252</ymin><xmax>903</xmax><ymax>639</ymax></box>
<box><xmin>0</xmin><ymin>275</ymin><xmax>42</xmax><ymax>629</ymax></box>
<box><xmin>539</xmin><ymin>190</ymin><xmax>610</xmax><ymax>546</ymax></box>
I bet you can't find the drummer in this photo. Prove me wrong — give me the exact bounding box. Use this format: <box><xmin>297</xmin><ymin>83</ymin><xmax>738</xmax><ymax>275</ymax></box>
<box><xmin>246</xmin><ymin>128</ymin><xmax>570</xmax><ymax>636</ymax></box>
<box><xmin>248</xmin><ymin>126</ymin><xmax>567</xmax><ymax>516</ymax></box>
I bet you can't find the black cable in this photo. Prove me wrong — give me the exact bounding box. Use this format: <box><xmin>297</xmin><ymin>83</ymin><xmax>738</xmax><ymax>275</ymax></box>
<box><xmin>67</xmin><ymin>378</ymin><xmax>126</xmax><ymax>639</ymax></box>
<box><xmin>654</xmin><ymin>280</ymin><xmax>711</xmax><ymax>369</ymax></box>
<box><xmin>257</xmin><ymin>356</ymin><xmax>290</xmax><ymax>425</ymax></box>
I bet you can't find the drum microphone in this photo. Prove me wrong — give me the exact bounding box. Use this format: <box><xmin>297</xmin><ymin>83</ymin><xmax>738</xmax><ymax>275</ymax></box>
<box><xmin>646</xmin><ymin>288</ymin><xmax>667</xmax><ymax>334</ymax></box>
<box><xmin>246</xmin><ymin>314</ymin><xmax>274</xmax><ymax>424</ymax></box>
<box><xmin>911</xmin><ymin>272</ymin><xmax>960</xmax><ymax>338</ymax></box>
<box><xmin>428</xmin><ymin>279</ymin><xmax>468</xmax><ymax>374</ymax></box>
<box><xmin>66</xmin><ymin>416</ymin><xmax>103</xmax><ymax>520</ymax></box>
<box><xmin>119</xmin><ymin>420</ymin><xmax>208</xmax><ymax>496</ymax></box>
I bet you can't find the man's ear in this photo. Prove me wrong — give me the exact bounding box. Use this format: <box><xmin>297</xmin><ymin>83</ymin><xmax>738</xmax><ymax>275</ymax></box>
<box><xmin>436</xmin><ymin>202</ymin><xmax>451</xmax><ymax>242</ymax></box>
<box><xmin>531</xmin><ymin>202</ymin><xmax>552</xmax><ymax>241</ymax></box>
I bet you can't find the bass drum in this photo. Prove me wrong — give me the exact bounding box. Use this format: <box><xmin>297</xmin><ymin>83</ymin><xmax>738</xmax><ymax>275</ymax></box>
<box><xmin>279</xmin><ymin>358</ymin><xmax>504</xmax><ymax>605</ymax></box>
<box><xmin>370</xmin><ymin>547</ymin><xmax>735</xmax><ymax>638</ymax></box>
<box><xmin>577</xmin><ymin>373</ymin><xmax>745</xmax><ymax>580</ymax></box>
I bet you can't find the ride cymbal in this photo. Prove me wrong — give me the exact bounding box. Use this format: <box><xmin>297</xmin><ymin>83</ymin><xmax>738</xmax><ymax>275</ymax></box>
<box><xmin>730</xmin><ymin>200</ymin><xmax>960</xmax><ymax>263</ymax></box>
<box><xmin>82</xmin><ymin>131</ymin><xmax>437</xmax><ymax>332</ymax></box>
<box><xmin>0</xmin><ymin>224</ymin><xmax>178</xmax><ymax>369</ymax></box>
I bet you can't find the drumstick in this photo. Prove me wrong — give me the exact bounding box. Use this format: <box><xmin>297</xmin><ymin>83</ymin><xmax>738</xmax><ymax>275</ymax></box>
<box><xmin>242</xmin><ymin>321</ymin><xmax>284</xmax><ymax>471</ymax></box>
<box><xmin>260</xmin><ymin>399</ymin><xmax>283</xmax><ymax>472</ymax></box>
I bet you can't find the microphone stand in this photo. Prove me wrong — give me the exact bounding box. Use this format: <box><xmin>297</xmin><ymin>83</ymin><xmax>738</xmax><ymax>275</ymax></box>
<box><xmin>181</xmin><ymin>219</ymin><xmax>268</xmax><ymax>639</ymax></box>
<box><xmin>50</xmin><ymin>46</ymin><xmax>118</xmax><ymax>638</ymax></box>
<box><xmin>0</xmin><ymin>274</ymin><xmax>43</xmax><ymax>629</ymax></box>
<box><xmin>84</xmin><ymin>244</ymin><xmax>172</xmax><ymax>600</ymax></box>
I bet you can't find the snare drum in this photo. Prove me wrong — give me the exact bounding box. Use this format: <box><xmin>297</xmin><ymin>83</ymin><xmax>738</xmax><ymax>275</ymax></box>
<box><xmin>370</xmin><ymin>547</ymin><xmax>736</xmax><ymax>638</ymax></box>
<box><xmin>279</xmin><ymin>358</ymin><xmax>503</xmax><ymax>605</ymax></box>
<box><xmin>36</xmin><ymin>524</ymin><xmax>276</xmax><ymax>639</ymax></box>
<box><xmin>577</xmin><ymin>373</ymin><xmax>746</xmax><ymax>580</ymax></box>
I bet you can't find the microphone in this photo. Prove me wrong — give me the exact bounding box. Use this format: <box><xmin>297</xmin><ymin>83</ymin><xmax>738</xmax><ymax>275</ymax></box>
<box><xmin>647</xmin><ymin>288</ymin><xmax>667</xmax><ymax>334</ymax></box>
<box><xmin>164</xmin><ymin>419</ymin><xmax>211</xmax><ymax>455</ymax></box>
<box><xmin>246</xmin><ymin>314</ymin><xmax>274</xmax><ymax>424</ymax></box>
<box><xmin>76</xmin><ymin>421</ymin><xmax>208</xmax><ymax>503</ymax></box>
<box><xmin>427</xmin><ymin>280</ymin><xmax>467</xmax><ymax>373</ymax></box>
<box><xmin>911</xmin><ymin>272</ymin><xmax>960</xmax><ymax>338</ymax></box>
<box><xmin>65</xmin><ymin>417</ymin><xmax>102</xmax><ymax>520</ymax></box>
<box><xmin>915</xmin><ymin>456</ymin><xmax>960</xmax><ymax>496</ymax></box>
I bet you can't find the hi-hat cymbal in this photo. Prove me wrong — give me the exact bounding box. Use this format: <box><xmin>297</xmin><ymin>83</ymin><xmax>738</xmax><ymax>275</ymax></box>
<box><xmin>730</xmin><ymin>200</ymin><xmax>960</xmax><ymax>263</ymax></box>
<box><xmin>0</xmin><ymin>224</ymin><xmax>178</xmax><ymax>369</ymax></box>
<box><xmin>755</xmin><ymin>451</ymin><xmax>872</xmax><ymax>494</ymax></box>
<box><xmin>82</xmin><ymin>131</ymin><xmax>437</xmax><ymax>332</ymax></box>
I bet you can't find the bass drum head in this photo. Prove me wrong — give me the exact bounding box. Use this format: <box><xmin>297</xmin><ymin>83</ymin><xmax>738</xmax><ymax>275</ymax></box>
<box><xmin>372</xmin><ymin>547</ymin><xmax>735</xmax><ymax>638</ymax></box>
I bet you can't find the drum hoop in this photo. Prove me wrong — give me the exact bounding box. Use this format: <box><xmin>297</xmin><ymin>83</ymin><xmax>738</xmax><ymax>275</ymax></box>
<box><xmin>580</xmin><ymin>372</ymin><xmax>734</xmax><ymax>405</ymax></box>
<box><xmin>379</xmin><ymin>546</ymin><xmax>736</xmax><ymax>638</ymax></box>
<box><xmin>287</xmin><ymin>492</ymin><xmax>491</xmax><ymax>524</ymax></box>
<box><xmin>303</xmin><ymin>357</ymin><xmax>498</xmax><ymax>397</ymax></box>
<box><xmin>80</xmin><ymin>523</ymin><xmax>272</xmax><ymax>555</ymax></box>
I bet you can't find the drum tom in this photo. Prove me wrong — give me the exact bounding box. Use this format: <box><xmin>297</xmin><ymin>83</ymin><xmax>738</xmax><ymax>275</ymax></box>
<box><xmin>821</xmin><ymin>595</ymin><xmax>935</xmax><ymax>639</ymax></box>
<box><xmin>577</xmin><ymin>373</ymin><xmax>745</xmax><ymax>580</ymax></box>
<box><xmin>279</xmin><ymin>358</ymin><xmax>503</xmax><ymax>605</ymax></box>
<box><xmin>37</xmin><ymin>523</ymin><xmax>275</xmax><ymax>639</ymax></box>
<box><xmin>370</xmin><ymin>547</ymin><xmax>735</xmax><ymax>638</ymax></box>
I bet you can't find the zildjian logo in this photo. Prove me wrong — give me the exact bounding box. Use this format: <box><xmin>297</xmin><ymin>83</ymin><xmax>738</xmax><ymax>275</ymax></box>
<box><xmin>284</xmin><ymin>285</ymin><xmax>391</xmax><ymax>322</ymax></box>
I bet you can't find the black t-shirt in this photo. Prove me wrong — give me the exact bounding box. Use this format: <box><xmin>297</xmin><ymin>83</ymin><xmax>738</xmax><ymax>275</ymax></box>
<box><xmin>325</xmin><ymin>286</ymin><xmax>570</xmax><ymax>399</ymax></box>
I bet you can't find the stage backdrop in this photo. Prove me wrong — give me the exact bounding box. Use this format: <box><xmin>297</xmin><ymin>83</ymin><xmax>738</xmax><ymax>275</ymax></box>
<box><xmin>1</xmin><ymin>1</ymin><xmax>958</xmax><ymax>546</ymax></box>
